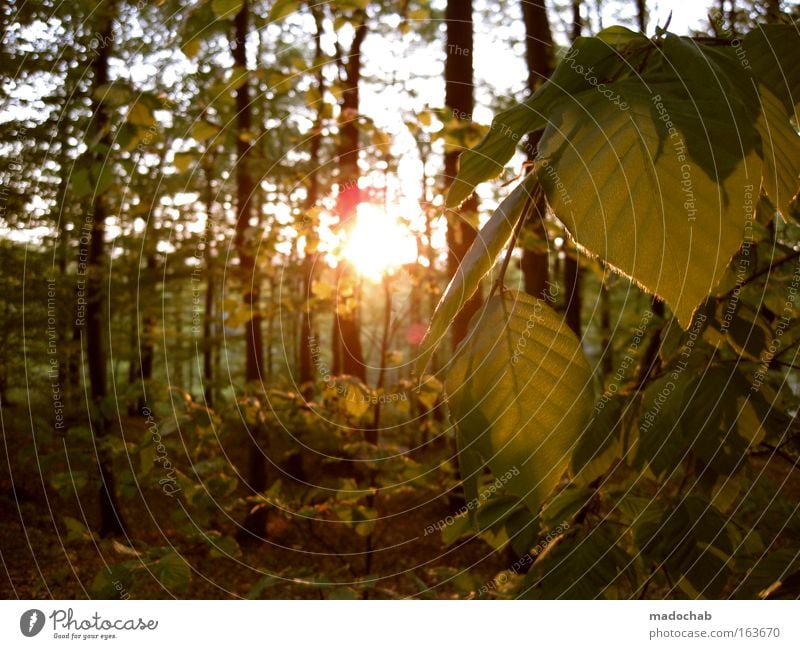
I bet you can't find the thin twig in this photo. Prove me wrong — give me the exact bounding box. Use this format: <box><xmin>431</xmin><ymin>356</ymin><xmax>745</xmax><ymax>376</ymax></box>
<box><xmin>490</xmin><ymin>182</ymin><xmax>539</xmax><ymax>298</ymax></box>
<box><xmin>717</xmin><ymin>249</ymin><xmax>800</xmax><ymax>302</ymax></box>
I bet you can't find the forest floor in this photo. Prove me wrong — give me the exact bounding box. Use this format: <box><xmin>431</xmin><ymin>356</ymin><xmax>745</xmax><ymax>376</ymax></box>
<box><xmin>0</xmin><ymin>405</ymin><xmax>509</xmax><ymax>599</ymax></box>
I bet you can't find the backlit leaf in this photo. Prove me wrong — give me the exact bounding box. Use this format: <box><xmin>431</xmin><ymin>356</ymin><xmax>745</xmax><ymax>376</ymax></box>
<box><xmin>417</xmin><ymin>173</ymin><xmax>538</xmax><ymax>375</ymax></box>
<box><xmin>445</xmin><ymin>290</ymin><xmax>594</xmax><ymax>514</ymax></box>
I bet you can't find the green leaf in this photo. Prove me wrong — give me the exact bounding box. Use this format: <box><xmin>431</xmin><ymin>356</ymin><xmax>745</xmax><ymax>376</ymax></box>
<box><xmin>211</xmin><ymin>0</ymin><xmax>243</xmax><ymax>19</ymax></box>
<box><xmin>456</xmin><ymin>426</ymin><xmax>483</xmax><ymax>519</ymax></box>
<box><xmin>736</xmin><ymin>549</ymin><xmax>800</xmax><ymax>599</ymax></box>
<box><xmin>744</xmin><ymin>24</ymin><xmax>800</xmax><ymax>118</ymax></box>
<box><xmin>445</xmin><ymin>290</ymin><xmax>594</xmax><ymax>514</ymax></box>
<box><xmin>93</xmin><ymin>82</ymin><xmax>134</xmax><ymax>107</ymax></box>
<box><xmin>636</xmin><ymin>497</ymin><xmax>732</xmax><ymax>597</ymax></box>
<box><xmin>440</xmin><ymin>512</ymin><xmax>474</xmax><ymax>547</ymax></box>
<box><xmin>71</xmin><ymin>168</ymin><xmax>93</xmax><ymax>199</ymax></box>
<box><xmin>446</xmin><ymin>36</ymin><xmax>645</xmax><ymax>208</ymax></box>
<box><xmin>525</xmin><ymin>524</ymin><xmax>633</xmax><ymax>598</ymax></box>
<box><xmin>181</xmin><ymin>38</ymin><xmax>201</xmax><ymax>59</ymax></box>
<box><xmin>756</xmin><ymin>85</ymin><xmax>800</xmax><ymax>219</ymax></box>
<box><xmin>126</xmin><ymin>100</ymin><xmax>156</xmax><ymax>127</ymax></box>
<box><xmin>247</xmin><ymin>575</ymin><xmax>280</xmax><ymax>598</ymax></box>
<box><xmin>150</xmin><ymin>550</ymin><xmax>191</xmax><ymax>593</ymax></box>
<box><xmin>63</xmin><ymin>516</ymin><xmax>95</xmax><ymax>543</ymax></box>
<box><xmin>596</xmin><ymin>25</ymin><xmax>650</xmax><ymax>48</ymax></box>
<box><xmin>723</xmin><ymin>303</ymin><xmax>771</xmax><ymax>361</ymax></box>
<box><xmin>540</xmin><ymin>486</ymin><xmax>592</xmax><ymax>530</ymax></box>
<box><xmin>208</xmin><ymin>535</ymin><xmax>242</xmax><ymax>559</ymax></box>
<box><xmin>50</xmin><ymin>470</ymin><xmax>88</xmax><ymax>492</ymax></box>
<box><xmin>173</xmin><ymin>152</ymin><xmax>196</xmax><ymax>173</ymax></box>
<box><xmin>192</xmin><ymin>120</ymin><xmax>220</xmax><ymax>142</ymax></box>
<box><xmin>417</xmin><ymin>174</ymin><xmax>538</xmax><ymax>374</ymax></box>
<box><xmin>537</xmin><ymin>74</ymin><xmax>760</xmax><ymax>327</ymax></box>
<box><xmin>415</xmin><ymin>375</ymin><xmax>442</xmax><ymax>410</ymax></box>
<box><xmin>267</xmin><ymin>0</ymin><xmax>299</xmax><ymax>22</ymax></box>
<box><xmin>571</xmin><ymin>396</ymin><xmax>626</xmax><ymax>483</ymax></box>
<box><xmin>634</xmin><ymin>367</ymin><xmax>754</xmax><ymax>478</ymax></box>
<box><xmin>95</xmin><ymin>163</ymin><xmax>114</xmax><ymax>195</ymax></box>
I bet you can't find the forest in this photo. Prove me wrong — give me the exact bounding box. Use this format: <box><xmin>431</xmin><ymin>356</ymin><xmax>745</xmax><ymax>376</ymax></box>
<box><xmin>1</xmin><ymin>0</ymin><xmax>799</xmax><ymax>601</ymax></box>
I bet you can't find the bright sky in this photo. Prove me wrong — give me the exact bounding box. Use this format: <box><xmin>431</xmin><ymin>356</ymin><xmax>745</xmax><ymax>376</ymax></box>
<box><xmin>1</xmin><ymin>0</ymin><xmax>715</xmax><ymax>261</ymax></box>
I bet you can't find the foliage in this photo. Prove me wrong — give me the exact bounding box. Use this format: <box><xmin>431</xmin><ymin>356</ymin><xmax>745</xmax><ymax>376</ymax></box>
<box><xmin>435</xmin><ymin>21</ymin><xmax>800</xmax><ymax>599</ymax></box>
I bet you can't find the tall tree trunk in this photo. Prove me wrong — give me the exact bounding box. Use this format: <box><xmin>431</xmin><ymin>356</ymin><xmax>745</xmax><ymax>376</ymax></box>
<box><xmin>233</xmin><ymin>1</ymin><xmax>264</xmax><ymax>387</ymax></box>
<box><xmin>571</xmin><ymin>0</ymin><xmax>583</xmax><ymax>41</ymax></box>
<box><xmin>520</xmin><ymin>1</ymin><xmax>552</xmax><ymax>300</ymax></box>
<box><xmin>600</xmin><ymin>277</ymin><xmax>613</xmax><ymax>376</ymax></box>
<box><xmin>332</xmin><ymin>12</ymin><xmax>368</xmax><ymax>380</ymax></box>
<box><xmin>299</xmin><ymin>5</ymin><xmax>325</xmax><ymax>396</ymax></box>
<box><xmin>563</xmin><ymin>246</ymin><xmax>582</xmax><ymax>335</ymax></box>
<box><xmin>232</xmin><ymin>1</ymin><xmax>267</xmax><ymax>537</ymax></box>
<box><xmin>563</xmin><ymin>0</ymin><xmax>583</xmax><ymax>337</ymax></box>
<box><xmin>445</xmin><ymin>0</ymin><xmax>481</xmax><ymax>347</ymax></box>
<box><xmin>635</xmin><ymin>0</ymin><xmax>647</xmax><ymax>33</ymax></box>
<box><xmin>131</xmin><ymin>146</ymin><xmax>169</xmax><ymax>415</ymax></box>
<box><xmin>86</xmin><ymin>1</ymin><xmax>125</xmax><ymax>538</ymax></box>
<box><xmin>202</xmin><ymin>160</ymin><xmax>216</xmax><ymax>407</ymax></box>
<box><xmin>633</xmin><ymin>0</ymin><xmax>666</xmax><ymax>330</ymax></box>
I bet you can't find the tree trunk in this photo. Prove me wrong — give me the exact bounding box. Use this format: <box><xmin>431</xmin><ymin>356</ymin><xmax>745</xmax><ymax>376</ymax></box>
<box><xmin>86</xmin><ymin>1</ymin><xmax>125</xmax><ymax>538</ymax></box>
<box><xmin>563</xmin><ymin>0</ymin><xmax>583</xmax><ymax>337</ymax></box>
<box><xmin>232</xmin><ymin>1</ymin><xmax>267</xmax><ymax>537</ymax></box>
<box><xmin>299</xmin><ymin>6</ymin><xmax>325</xmax><ymax>396</ymax></box>
<box><xmin>202</xmin><ymin>160</ymin><xmax>216</xmax><ymax>407</ymax></box>
<box><xmin>331</xmin><ymin>13</ymin><xmax>368</xmax><ymax>381</ymax></box>
<box><xmin>563</xmin><ymin>246</ymin><xmax>582</xmax><ymax>336</ymax></box>
<box><xmin>635</xmin><ymin>0</ymin><xmax>647</xmax><ymax>33</ymax></box>
<box><xmin>445</xmin><ymin>0</ymin><xmax>481</xmax><ymax>348</ymax></box>
<box><xmin>130</xmin><ymin>145</ymin><xmax>169</xmax><ymax>416</ymax></box>
<box><xmin>600</xmin><ymin>278</ymin><xmax>613</xmax><ymax>376</ymax></box>
<box><xmin>571</xmin><ymin>0</ymin><xmax>583</xmax><ymax>41</ymax></box>
<box><xmin>233</xmin><ymin>1</ymin><xmax>264</xmax><ymax>387</ymax></box>
<box><xmin>520</xmin><ymin>1</ymin><xmax>553</xmax><ymax>300</ymax></box>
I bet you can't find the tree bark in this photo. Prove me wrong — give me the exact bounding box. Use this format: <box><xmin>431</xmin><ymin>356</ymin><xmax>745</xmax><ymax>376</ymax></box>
<box><xmin>331</xmin><ymin>13</ymin><xmax>368</xmax><ymax>380</ymax></box>
<box><xmin>635</xmin><ymin>0</ymin><xmax>647</xmax><ymax>33</ymax></box>
<box><xmin>563</xmin><ymin>0</ymin><xmax>583</xmax><ymax>337</ymax></box>
<box><xmin>445</xmin><ymin>0</ymin><xmax>481</xmax><ymax>348</ymax></box>
<box><xmin>233</xmin><ymin>1</ymin><xmax>264</xmax><ymax>387</ymax></box>
<box><xmin>202</xmin><ymin>158</ymin><xmax>216</xmax><ymax>407</ymax></box>
<box><xmin>86</xmin><ymin>0</ymin><xmax>125</xmax><ymax>538</ymax></box>
<box><xmin>232</xmin><ymin>1</ymin><xmax>267</xmax><ymax>537</ymax></box>
<box><xmin>298</xmin><ymin>5</ymin><xmax>325</xmax><ymax>395</ymax></box>
<box><xmin>520</xmin><ymin>1</ymin><xmax>552</xmax><ymax>300</ymax></box>
<box><xmin>571</xmin><ymin>0</ymin><xmax>583</xmax><ymax>41</ymax></box>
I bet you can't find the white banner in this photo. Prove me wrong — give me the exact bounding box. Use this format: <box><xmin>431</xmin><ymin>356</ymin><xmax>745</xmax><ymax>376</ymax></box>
<box><xmin>1</xmin><ymin>600</ymin><xmax>798</xmax><ymax>648</ymax></box>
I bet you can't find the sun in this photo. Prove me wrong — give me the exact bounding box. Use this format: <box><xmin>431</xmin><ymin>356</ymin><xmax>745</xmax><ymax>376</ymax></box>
<box><xmin>336</xmin><ymin>203</ymin><xmax>419</xmax><ymax>281</ymax></box>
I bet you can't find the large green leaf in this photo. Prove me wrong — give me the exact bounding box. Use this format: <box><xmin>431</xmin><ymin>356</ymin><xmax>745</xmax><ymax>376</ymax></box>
<box><xmin>523</xmin><ymin>523</ymin><xmax>634</xmax><ymax>599</ymax></box>
<box><xmin>536</xmin><ymin>74</ymin><xmax>761</xmax><ymax>327</ymax></box>
<box><xmin>660</xmin><ymin>35</ymin><xmax>799</xmax><ymax>219</ymax></box>
<box><xmin>634</xmin><ymin>367</ymin><xmax>764</xmax><ymax>479</ymax></box>
<box><xmin>636</xmin><ymin>497</ymin><xmax>733</xmax><ymax>597</ymax></box>
<box><xmin>756</xmin><ymin>85</ymin><xmax>800</xmax><ymax>218</ymax></box>
<box><xmin>446</xmin><ymin>35</ymin><xmax>649</xmax><ymax>208</ymax></box>
<box><xmin>416</xmin><ymin>174</ymin><xmax>538</xmax><ymax>375</ymax></box>
<box><xmin>445</xmin><ymin>290</ymin><xmax>594</xmax><ymax>514</ymax></box>
<box><xmin>744</xmin><ymin>24</ymin><xmax>800</xmax><ymax>118</ymax></box>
